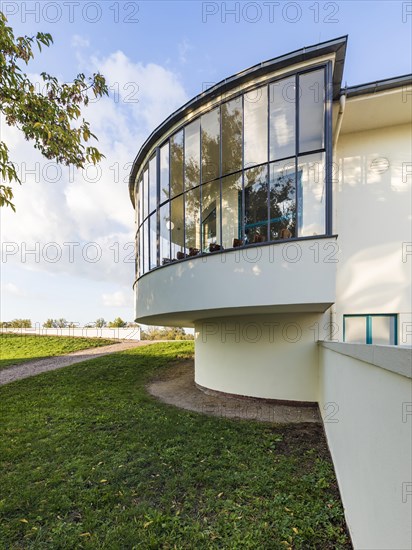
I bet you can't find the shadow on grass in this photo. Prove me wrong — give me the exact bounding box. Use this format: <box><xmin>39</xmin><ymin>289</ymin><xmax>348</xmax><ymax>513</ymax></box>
<box><xmin>0</xmin><ymin>342</ymin><xmax>352</xmax><ymax>549</ymax></box>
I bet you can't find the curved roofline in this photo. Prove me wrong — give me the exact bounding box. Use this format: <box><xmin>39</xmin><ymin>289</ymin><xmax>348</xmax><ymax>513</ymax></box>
<box><xmin>128</xmin><ymin>35</ymin><xmax>348</xmax><ymax>206</ymax></box>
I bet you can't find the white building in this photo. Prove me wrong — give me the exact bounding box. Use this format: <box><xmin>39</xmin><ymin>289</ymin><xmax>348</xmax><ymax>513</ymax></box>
<box><xmin>130</xmin><ymin>37</ymin><xmax>412</xmax><ymax>549</ymax></box>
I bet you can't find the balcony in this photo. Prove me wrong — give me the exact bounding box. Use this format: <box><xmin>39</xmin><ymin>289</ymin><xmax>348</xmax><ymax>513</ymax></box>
<box><xmin>135</xmin><ymin>236</ymin><xmax>337</xmax><ymax>326</ymax></box>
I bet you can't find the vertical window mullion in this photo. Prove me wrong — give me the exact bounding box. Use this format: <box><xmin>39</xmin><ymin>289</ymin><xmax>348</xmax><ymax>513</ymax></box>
<box><xmin>325</xmin><ymin>61</ymin><xmax>333</xmax><ymax>236</ymax></box>
<box><xmin>182</xmin><ymin>131</ymin><xmax>186</xmax><ymax>256</ymax></box>
<box><xmin>199</xmin><ymin>118</ymin><xmax>203</xmax><ymax>253</ymax></box>
<box><xmin>241</xmin><ymin>93</ymin><xmax>245</xmax><ymax>242</ymax></box>
<box><xmin>295</xmin><ymin>73</ymin><xmax>300</xmax><ymax>237</ymax></box>
<box><xmin>219</xmin><ymin>104</ymin><xmax>223</xmax><ymax>249</ymax></box>
<box><xmin>366</xmin><ymin>316</ymin><xmax>373</xmax><ymax>345</ymax></box>
<box><xmin>266</xmin><ymin>83</ymin><xmax>270</xmax><ymax>241</ymax></box>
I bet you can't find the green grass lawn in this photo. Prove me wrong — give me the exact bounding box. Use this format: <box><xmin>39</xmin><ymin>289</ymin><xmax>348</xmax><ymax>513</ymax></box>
<box><xmin>0</xmin><ymin>342</ymin><xmax>351</xmax><ymax>549</ymax></box>
<box><xmin>0</xmin><ymin>334</ymin><xmax>117</xmax><ymax>371</ymax></box>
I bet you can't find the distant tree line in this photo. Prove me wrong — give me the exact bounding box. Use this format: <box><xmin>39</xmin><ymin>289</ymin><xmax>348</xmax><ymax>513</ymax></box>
<box><xmin>140</xmin><ymin>326</ymin><xmax>194</xmax><ymax>341</ymax></box>
<box><xmin>0</xmin><ymin>318</ymin><xmax>194</xmax><ymax>340</ymax></box>
<box><xmin>0</xmin><ymin>319</ymin><xmax>32</xmax><ymax>328</ymax></box>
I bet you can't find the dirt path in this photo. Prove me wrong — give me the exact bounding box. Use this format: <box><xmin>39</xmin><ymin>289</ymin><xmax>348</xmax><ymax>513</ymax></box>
<box><xmin>0</xmin><ymin>340</ymin><xmax>156</xmax><ymax>387</ymax></box>
<box><xmin>147</xmin><ymin>360</ymin><xmax>321</xmax><ymax>424</ymax></box>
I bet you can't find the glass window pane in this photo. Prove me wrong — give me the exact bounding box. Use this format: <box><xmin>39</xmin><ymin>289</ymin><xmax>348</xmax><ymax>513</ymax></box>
<box><xmin>222</xmin><ymin>173</ymin><xmax>242</xmax><ymax>249</ymax></box>
<box><xmin>185</xmin><ymin>119</ymin><xmax>200</xmax><ymax>189</ymax></box>
<box><xmin>202</xmin><ymin>180</ymin><xmax>220</xmax><ymax>253</ymax></box>
<box><xmin>244</xmin><ymin>165</ymin><xmax>268</xmax><ymax>244</ymax></box>
<box><xmin>143</xmin><ymin>168</ymin><xmax>149</xmax><ymax>220</ymax></box>
<box><xmin>139</xmin><ymin>227</ymin><xmax>144</xmax><ymax>276</ymax></box>
<box><xmin>299</xmin><ymin>69</ymin><xmax>325</xmax><ymax>153</ymax></box>
<box><xmin>159</xmin><ymin>203</ymin><xmax>171</xmax><ymax>265</ymax></box>
<box><xmin>244</xmin><ymin>86</ymin><xmax>267</xmax><ymax>168</ymax></box>
<box><xmin>149</xmin><ymin>213</ymin><xmax>157</xmax><ymax>270</ymax></box>
<box><xmin>135</xmin><ymin>180</ymin><xmax>141</xmax><ymax>228</ymax></box>
<box><xmin>143</xmin><ymin>219</ymin><xmax>149</xmax><ymax>274</ymax></box>
<box><xmin>345</xmin><ymin>316</ymin><xmax>367</xmax><ymax>344</ymax></box>
<box><xmin>222</xmin><ymin>98</ymin><xmax>242</xmax><ymax>175</ymax></box>
<box><xmin>170</xmin><ymin>195</ymin><xmax>184</xmax><ymax>260</ymax></box>
<box><xmin>185</xmin><ymin>187</ymin><xmax>201</xmax><ymax>255</ymax></box>
<box><xmin>149</xmin><ymin>155</ymin><xmax>157</xmax><ymax>214</ymax></box>
<box><xmin>170</xmin><ymin>130</ymin><xmax>184</xmax><ymax>197</ymax></box>
<box><xmin>372</xmin><ymin>316</ymin><xmax>396</xmax><ymax>345</ymax></box>
<box><xmin>269</xmin><ymin>160</ymin><xmax>296</xmax><ymax>240</ymax></box>
<box><xmin>297</xmin><ymin>152</ymin><xmax>325</xmax><ymax>237</ymax></box>
<box><xmin>270</xmin><ymin>76</ymin><xmax>296</xmax><ymax>160</ymax></box>
<box><xmin>201</xmin><ymin>107</ymin><xmax>220</xmax><ymax>183</ymax></box>
<box><xmin>160</xmin><ymin>142</ymin><xmax>169</xmax><ymax>202</ymax></box>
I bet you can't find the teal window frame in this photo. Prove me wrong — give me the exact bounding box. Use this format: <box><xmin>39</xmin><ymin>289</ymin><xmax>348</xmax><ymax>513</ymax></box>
<box><xmin>343</xmin><ymin>314</ymin><xmax>398</xmax><ymax>345</ymax></box>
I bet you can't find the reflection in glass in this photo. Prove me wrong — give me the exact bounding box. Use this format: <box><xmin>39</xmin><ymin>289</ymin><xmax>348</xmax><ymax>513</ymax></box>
<box><xmin>137</xmin><ymin>176</ymin><xmax>143</xmax><ymax>227</ymax></box>
<box><xmin>185</xmin><ymin>187</ymin><xmax>201</xmax><ymax>255</ymax></box>
<box><xmin>139</xmin><ymin>228</ymin><xmax>144</xmax><ymax>276</ymax></box>
<box><xmin>135</xmin><ymin>178</ymin><xmax>141</xmax><ymax>228</ymax></box>
<box><xmin>149</xmin><ymin>213</ymin><xmax>157</xmax><ymax>270</ymax></box>
<box><xmin>269</xmin><ymin>160</ymin><xmax>296</xmax><ymax>240</ymax></box>
<box><xmin>201</xmin><ymin>107</ymin><xmax>220</xmax><ymax>182</ymax></box>
<box><xmin>244</xmin><ymin>165</ymin><xmax>268</xmax><ymax>244</ymax></box>
<box><xmin>143</xmin><ymin>168</ymin><xmax>149</xmax><ymax>220</ymax></box>
<box><xmin>221</xmin><ymin>173</ymin><xmax>242</xmax><ymax>249</ymax></box>
<box><xmin>270</xmin><ymin>77</ymin><xmax>295</xmax><ymax>160</ymax></box>
<box><xmin>136</xmin><ymin>66</ymin><xmax>330</xmax><ymax>276</ymax></box>
<box><xmin>372</xmin><ymin>316</ymin><xmax>396</xmax><ymax>345</ymax></box>
<box><xmin>159</xmin><ymin>203</ymin><xmax>170</xmax><ymax>265</ymax></box>
<box><xmin>185</xmin><ymin>119</ymin><xmax>200</xmax><ymax>189</ymax></box>
<box><xmin>222</xmin><ymin>98</ymin><xmax>242</xmax><ymax>175</ymax></box>
<box><xmin>170</xmin><ymin>195</ymin><xmax>184</xmax><ymax>260</ymax></box>
<box><xmin>299</xmin><ymin>69</ymin><xmax>325</xmax><ymax>153</ymax></box>
<box><xmin>143</xmin><ymin>219</ymin><xmax>149</xmax><ymax>274</ymax></box>
<box><xmin>170</xmin><ymin>130</ymin><xmax>184</xmax><ymax>197</ymax></box>
<box><xmin>160</xmin><ymin>142</ymin><xmax>169</xmax><ymax>202</ymax></box>
<box><xmin>344</xmin><ymin>316</ymin><xmax>366</xmax><ymax>344</ymax></box>
<box><xmin>149</xmin><ymin>155</ymin><xmax>157</xmax><ymax>214</ymax></box>
<box><xmin>202</xmin><ymin>179</ymin><xmax>220</xmax><ymax>252</ymax></box>
<box><xmin>244</xmin><ymin>86</ymin><xmax>267</xmax><ymax>168</ymax></box>
<box><xmin>297</xmin><ymin>152</ymin><xmax>325</xmax><ymax>236</ymax></box>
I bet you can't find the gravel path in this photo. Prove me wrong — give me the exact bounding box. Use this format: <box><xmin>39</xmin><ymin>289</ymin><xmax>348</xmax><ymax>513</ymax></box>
<box><xmin>147</xmin><ymin>361</ymin><xmax>321</xmax><ymax>424</ymax></box>
<box><xmin>0</xmin><ymin>340</ymin><xmax>156</xmax><ymax>387</ymax></box>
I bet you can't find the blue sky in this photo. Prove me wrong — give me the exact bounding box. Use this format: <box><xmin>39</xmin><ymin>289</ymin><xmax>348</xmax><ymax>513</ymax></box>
<box><xmin>1</xmin><ymin>1</ymin><xmax>411</xmax><ymax>326</ymax></box>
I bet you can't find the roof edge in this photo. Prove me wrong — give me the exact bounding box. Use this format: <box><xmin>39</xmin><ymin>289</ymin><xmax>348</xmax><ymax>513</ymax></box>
<box><xmin>344</xmin><ymin>74</ymin><xmax>412</xmax><ymax>98</ymax></box>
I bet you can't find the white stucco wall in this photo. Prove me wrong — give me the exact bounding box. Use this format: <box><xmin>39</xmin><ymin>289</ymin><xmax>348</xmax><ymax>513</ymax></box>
<box><xmin>135</xmin><ymin>238</ymin><xmax>337</xmax><ymax>326</ymax></box>
<box><xmin>195</xmin><ymin>313</ymin><xmax>327</xmax><ymax>402</ymax></box>
<box><xmin>318</xmin><ymin>342</ymin><xmax>412</xmax><ymax>550</ymax></box>
<box><xmin>334</xmin><ymin>123</ymin><xmax>412</xmax><ymax>340</ymax></box>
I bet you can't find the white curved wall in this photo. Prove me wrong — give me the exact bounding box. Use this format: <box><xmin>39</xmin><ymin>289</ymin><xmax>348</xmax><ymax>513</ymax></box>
<box><xmin>135</xmin><ymin>238</ymin><xmax>337</xmax><ymax>326</ymax></box>
<box><xmin>195</xmin><ymin>313</ymin><xmax>326</xmax><ymax>402</ymax></box>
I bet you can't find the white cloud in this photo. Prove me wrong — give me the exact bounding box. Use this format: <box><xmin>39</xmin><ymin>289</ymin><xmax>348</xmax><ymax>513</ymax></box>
<box><xmin>2</xmin><ymin>283</ymin><xmax>26</xmax><ymax>297</ymax></box>
<box><xmin>178</xmin><ymin>39</ymin><xmax>191</xmax><ymax>65</ymax></box>
<box><xmin>102</xmin><ymin>290</ymin><xmax>128</xmax><ymax>307</ymax></box>
<box><xmin>71</xmin><ymin>35</ymin><xmax>90</xmax><ymax>49</ymax></box>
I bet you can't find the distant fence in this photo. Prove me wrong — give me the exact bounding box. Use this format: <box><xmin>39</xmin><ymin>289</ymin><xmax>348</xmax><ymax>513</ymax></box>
<box><xmin>0</xmin><ymin>327</ymin><xmax>141</xmax><ymax>340</ymax></box>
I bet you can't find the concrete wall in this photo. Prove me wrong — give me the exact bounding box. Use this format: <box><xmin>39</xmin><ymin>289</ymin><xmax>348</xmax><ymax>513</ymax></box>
<box><xmin>135</xmin><ymin>238</ymin><xmax>337</xmax><ymax>326</ymax></box>
<box><xmin>0</xmin><ymin>327</ymin><xmax>141</xmax><ymax>340</ymax></box>
<box><xmin>318</xmin><ymin>342</ymin><xmax>412</xmax><ymax>550</ymax></box>
<box><xmin>195</xmin><ymin>313</ymin><xmax>326</xmax><ymax>402</ymax></box>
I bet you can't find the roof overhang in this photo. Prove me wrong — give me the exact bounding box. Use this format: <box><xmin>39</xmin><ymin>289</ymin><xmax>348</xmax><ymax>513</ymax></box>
<box><xmin>338</xmin><ymin>75</ymin><xmax>412</xmax><ymax>134</ymax></box>
<box><xmin>128</xmin><ymin>36</ymin><xmax>348</xmax><ymax>207</ymax></box>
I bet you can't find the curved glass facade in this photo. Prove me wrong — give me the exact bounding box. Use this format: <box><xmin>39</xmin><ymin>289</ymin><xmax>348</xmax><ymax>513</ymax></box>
<box><xmin>135</xmin><ymin>65</ymin><xmax>331</xmax><ymax>278</ymax></box>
